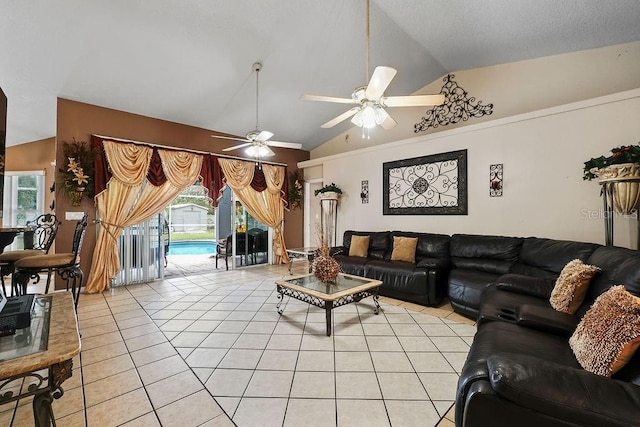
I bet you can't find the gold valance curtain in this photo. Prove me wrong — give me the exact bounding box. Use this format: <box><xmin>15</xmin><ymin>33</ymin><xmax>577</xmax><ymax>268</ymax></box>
<box><xmin>85</xmin><ymin>140</ymin><xmax>203</xmax><ymax>293</ymax></box>
<box><xmin>218</xmin><ymin>158</ymin><xmax>289</xmax><ymax>264</ymax></box>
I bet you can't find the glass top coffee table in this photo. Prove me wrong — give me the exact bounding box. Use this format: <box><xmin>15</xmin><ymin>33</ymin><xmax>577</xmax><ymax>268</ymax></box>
<box><xmin>275</xmin><ymin>273</ymin><xmax>382</xmax><ymax>336</ymax></box>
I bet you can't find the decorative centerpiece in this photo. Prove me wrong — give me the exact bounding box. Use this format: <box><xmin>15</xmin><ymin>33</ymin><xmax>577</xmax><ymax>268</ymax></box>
<box><xmin>312</xmin><ymin>224</ymin><xmax>340</xmax><ymax>283</ymax></box>
<box><xmin>584</xmin><ymin>145</ymin><xmax>640</xmax><ymax>214</ymax></box>
<box><xmin>314</xmin><ymin>182</ymin><xmax>342</xmax><ymax>200</ymax></box>
<box><xmin>288</xmin><ymin>169</ymin><xmax>304</xmax><ymax>210</ymax></box>
<box><xmin>58</xmin><ymin>139</ymin><xmax>95</xmax><ymax>206</ymax></box>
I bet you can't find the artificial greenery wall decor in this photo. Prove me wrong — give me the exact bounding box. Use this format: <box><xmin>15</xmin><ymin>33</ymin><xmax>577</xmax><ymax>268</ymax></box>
<box><xmin>288</xmin><ymin>169</ymin><xmax>304</xmax><ymax>210</ymax></box>
<box><xmin>58</xmin><ymin>139</ymin><xmax>95</xmax><ymax>205</ymax></box>
<box><xmin>583</xmin><ymin>144</ymin><xmax>640</xmax><ymax>180</ymax></box>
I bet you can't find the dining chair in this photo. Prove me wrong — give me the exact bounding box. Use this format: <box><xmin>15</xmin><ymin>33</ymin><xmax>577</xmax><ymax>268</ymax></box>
<box><xmin>0</xmin><ymin>213</ymin><xmax>61</xmax><ymax>296</ymax></box>
<box><xmin>13</xmin><ymin>214</ymin><xmax>88</xmax><ymax>308</ymax></box>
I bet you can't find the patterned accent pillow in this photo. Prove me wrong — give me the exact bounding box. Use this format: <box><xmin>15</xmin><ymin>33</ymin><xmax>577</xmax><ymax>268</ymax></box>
<box><xmin>569</xmin><ymin>285</ymin><xmax>640</xmax><ymax>376</ymax></box>
<box><xmin>549</xmin><ymin>259</ymin><xmax>600</xmax><ymax>314</ymax></box>
<box><xmin>348</xmin><ymin>235</ymin><xmax>370</xmax><ymax>258</ymax></box>
<box><xmin>391</xmin><ymin>236</ymin><xmax>418</xmax><ymax>263</ymax></box>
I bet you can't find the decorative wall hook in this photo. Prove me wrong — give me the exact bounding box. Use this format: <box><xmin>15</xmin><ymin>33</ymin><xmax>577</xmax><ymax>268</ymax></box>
<box><xmin>414</xmin><ymin>74</ymin><xmax>493</xmax><ymax>132</ymax></box>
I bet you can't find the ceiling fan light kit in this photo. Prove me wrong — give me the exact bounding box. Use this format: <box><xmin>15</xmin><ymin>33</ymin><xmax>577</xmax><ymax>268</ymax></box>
<box><xmin>302</xmin><ymin>0</ymin><xmax>444</xmax><ymax>135</ymax></box>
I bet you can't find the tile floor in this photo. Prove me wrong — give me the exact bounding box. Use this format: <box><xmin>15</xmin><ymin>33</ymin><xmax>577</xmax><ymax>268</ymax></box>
<box><xmin>0</xmin><ymin>255</ymin><xmax>474</xmax><ymax>426</ymax></box>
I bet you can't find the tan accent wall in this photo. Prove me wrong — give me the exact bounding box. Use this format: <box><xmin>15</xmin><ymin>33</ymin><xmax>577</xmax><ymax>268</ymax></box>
<box><xmin>5</xmin><ymin>137</ymin><xmax>56</xmax><ymax>226</ymax></box>
<box><xmin>56</xmin><ymin>98</ymin><xmax>309</xmax><ymax>289</ymax></box>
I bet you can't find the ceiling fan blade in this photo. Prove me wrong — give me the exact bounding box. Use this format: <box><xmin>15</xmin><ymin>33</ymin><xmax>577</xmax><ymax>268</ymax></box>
<box><xmin>212</xmin><ymin>135</ymin><xmax>249</xmax><ymax>142</ymax></box>
<box><xmin>264</xmin><ymin>146</ymin><xmax>276</xmax><ymax>157</ymax></box>
<box><xmin>267</xmin><ymin>141</ymin><xmax>303</xmax><ymax>149</ymax></box>
<box><xmin>377</xmin><ymin>108</ymin><xmax>398</xmax><ymax>130</ymax></box>
<box><xmin>365</xmin><ymin>66</ymin><xmax>397</xmax><ymax>99</ymax></box>
<box><xmin>302</xmin><ymin>94</ymin><xmax>356</xmax><ymax>104</ymax></box>
<box><xmin>222</xmin><ymin>142</ymin><xmax>253</xmax><ymax>152</ymax></box>
<box><xmin>256</xmin><ymin>130</ymin><xmax>274</xmax><ymax>142</ymax></box>
<box><xmin>383</xmin><ymin>94</ymin><xmax>446</xmax><ymax>107</ymax></box>
<box><xmin>321</xmin><ymin>107</ymin><xmax>360</xmax><ymax>128</ymax></box>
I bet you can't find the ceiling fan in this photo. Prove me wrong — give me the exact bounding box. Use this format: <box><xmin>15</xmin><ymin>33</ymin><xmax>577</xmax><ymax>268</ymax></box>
<box><xmin>302</xmin><ymin>0</ymin><xmax>445</xmax><ymax>131</ymax></box>
<box><xmin>214</xmin><ymin>62</ymin><xmax>302</xmax><ymax>157</ymax></box>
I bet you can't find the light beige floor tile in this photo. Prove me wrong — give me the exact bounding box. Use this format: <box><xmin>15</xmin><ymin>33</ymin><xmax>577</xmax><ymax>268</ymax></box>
<box><xmin>335</xmin><ymin>351</ymin><xmax>374</xmax><ymax>372</ymax></box>
<box><xmin>110</xmin><ymin>302</ymin><xmax>142</xmax><ymax>314</ymax></box>
<box><xmin>84</xmin><ymin>368</ymin><xmax>142</xmax><ymax>407</ymax></box>
<box><xmin>82</xmin><ymin>354</ymin><xmax>135</xmax><ymax>384</ymax></box>
<box><xmin>78</xmin><ymin>314</ymin><xmax>115</xmax><ymax>329</ymax></box>
<box><xmin>391</xmin><ymin>323</ymin><xmax>428</xmax><ymax>336</ymax></box>
<box><xmin>443</xmin><ymin>352</ymin><xmax>469</xmax><ymax>372</ymax></box>
<box><xmin>434</xmin><ymin>400</ymin><xmax>455</xmax><ymax>417</ymax></box>
<box><xmin>205</xmin><ymin>368</ymin><xmax>254</xmax><ymax>396</ymax></box>
<box><xmin>398</xmin><ymin>336</ymin><xmax>438</xmax><ymax>352</ymax></box>
<box><xmin>120</xmin><ymin>322</ymin><xmax>161</xmax><ymax>339</ymax></box>
<box><xmin>130</xmin><ymin>342</ymin><xmax>177</xmax><ymax>367</ymax></box>
<box><xmin>418</xmin><ymin>373</ymin><xmax>460</xmax><ymax>401</ymax></box>
<box><xmin>156</xmin><ymin>389</ymin><xmax>226</xmax><ymax>426</ymax></box>
<box><xmin>120</xmin><ymin>412</ymin><xmax>161</xmax><ymax>426</ymax></box>
<box><xmin>81</xmin><ymin>331</ymin><xmax>123</xmax><ymax>351</ymax></box>
<box><xmin>213</xmin><ymin>396</ymin><xmax>241</xmax><ymax>418</ymax></box>
<box><xmin>137</xmin><ymin>354</ymin><xmax>189</xmax><ymax>385</ymax></box>
<box><xmin>256</xmin><ymin>349</ymin><xmax>299</xmax><ymax>370</ymax></box>
<box><xmin>55</xmin><ymin>409</ymin><xmax>86</xmax><ymax>427</ymax></box>
<box><xmin>243</xmin><ymin>320</ymin><xmax>277</xmax><ymax>334</ymax></box>
<box><xmin>80</xmin><ymin>321</ymin><xmax>119</xmax><ymax>338</ymax></box>
<box><xmin>386</xmin><ymin>400</ymin><xmax>441</xmax><ymax>426</ymax></box>
<box><xmin>200</xmin><ymin>413</ymin><xmax>236</xmax><ymax>426</ymax></box>
<box><xmin>296</xmin><ymin>350</ymin><xmax>335</xmax><ymax>371</ymax></box>
<box><xmin>170</xmin><ymin>331</ymin><xmax>209</xmax><ymax>347</ymax></box>
<box><xmin>233</xmin><ymin>397</ymin><xmax>287</xmax><ymax>427</ymax></box>
<box><xmin>125</xmin><ymin>331</ymin><xmax>168</xmax><ymax>352</ymax></box>
<box><xmin>377</xmin><ymin>372</ymin><xmax>429</xmax><ymax>400</ymax></box>
<box><xmin>231</xmin><ymin>333</ymin><xmax>271</xmax><ymax>349</ymax></box>
<box><xmin>86</xmin><ymin>388</ymin><xmax>153</xmax><ymax>427</ymax></box>
<box><xmin>185</xmin><ymin>319</ymin><xmax>222</xmax><ymax>332</ymax></box>
<box><xmin>366</xmin><ymin>335</ymin><xmax>403</xmax><ymax>352</ymax></box>
<box><xmin>436</xmin><ymin>416</ymin><xmax>456</xmax><ymax>427</ymax></box>
<box><xmin>300</xmin><ymin>334</ymin><xmax>334</xmax><ymax>351</ymax></box>
<box><xmin>146</xmin><ymin>370</ymin><xmax>204</xmax><ymax>409</ymax></box>
<box><xmin>430</xmin><ymin>336</ymin><xmax>471</xmax><ymax>352</ymax></box>
<box><xmin>81</xmin><ymin>340</ymin><xmax>129</xmax><ymax>366</ymax></box>
<box><xmin>213</xmin><ymin>320</ymin><xmax>249</xmax><ymax>333</ymax></box>
<box><xmin>244</xmin><ymin>370</ymin><xmax>294</xmax><ymax>397</ymax></box>
<box><xmin>290</xmin><ymin>371</ymin><xmax>335</xmax><ymax>398</ymax></box>
<box><xmin>362</xmin><ymin>323</ymin><xmax>395</xmax><ymax>336</ymax></box>
<box><xmin>370</xmin><ymin>352</ymin><xmax>414</xmax><ymax>372</ymax></box>
<box><xmin>407</xmin><ymin>352</ymin><xmax>456</xmax><ymax>373</ymax></box>
<box><xmin>199</xmin><ymin>332</ymin><xmax>240</xmax><ymax>348</ymax></box>
<box><xmin>336</xmin><ymin>372</ymin><xmax>382</xmax><ymax>399</ymax></box>
<box><xmin>284</xmin><ymin>399</ymin><xmax>336</xmax><ymax>427</ymax></box>
<box><xmin>266</xmin><ymin>334</ymin><xmax>302</xmax><ymax>350</ymax></box>
<box><xmin>336</xmin><ymin>400</ymin><xmax>390</xmax><ymax>427</ymax></box>
<box><xmin>185</xmin><ymin>348</ymin><xmax>228</xmax><ymax>368</ymax></box>
<box><xmin>217</xmin><ymin>348</ymin><xmax>263</xmax><ymax>369</ymax></box>
<box><xmin>51</xmin><ymin>385</ymin><xmax>84</xmax><ymax>419</ymax></box>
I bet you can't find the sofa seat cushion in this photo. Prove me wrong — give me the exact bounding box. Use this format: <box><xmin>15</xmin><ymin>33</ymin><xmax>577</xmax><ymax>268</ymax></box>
<box><xmin>365</xmin><ymin>260</ymin><xmax>427</xmax><ymax>296</ymax></box>
<box><xmin>449</xmin><ymin>269</ymin><xmax>500</xmax><ymax>310</ymax></box>
<box><xmin>333</xmin><ymin>254</ymin><xmax>369</xmax><ymax>276</ymax></box>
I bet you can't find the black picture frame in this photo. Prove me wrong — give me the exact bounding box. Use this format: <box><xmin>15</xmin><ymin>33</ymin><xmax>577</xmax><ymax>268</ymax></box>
<box><xmin>383</xmin><ymin>149</ymin><xmax>467</xmax><ymax>215</ymax></box>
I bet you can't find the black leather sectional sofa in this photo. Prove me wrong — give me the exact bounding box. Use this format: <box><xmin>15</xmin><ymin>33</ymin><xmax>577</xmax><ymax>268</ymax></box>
<box><xmin>332</xmin><ymin>230</ymin><xmax>640</xmax><ymax>426</ymax></box>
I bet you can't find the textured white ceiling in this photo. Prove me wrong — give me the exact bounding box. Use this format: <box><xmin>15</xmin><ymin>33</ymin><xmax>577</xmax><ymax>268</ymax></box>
<box><xmin>1</xmin><ymin>0</ymin><xmax>639</xmax><ymax>149</ymax></box>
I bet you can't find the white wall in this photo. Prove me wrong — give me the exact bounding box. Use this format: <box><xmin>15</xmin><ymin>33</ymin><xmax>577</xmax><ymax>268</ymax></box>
<box><xmin>311</xmin><ymin>41</ymin><xmax>640</xmax><ymax>159</ymax></box>
<box><xmin>300</xmin><ymin>89</ymin><xmax>640</xmax><ymax>248</ymax></box>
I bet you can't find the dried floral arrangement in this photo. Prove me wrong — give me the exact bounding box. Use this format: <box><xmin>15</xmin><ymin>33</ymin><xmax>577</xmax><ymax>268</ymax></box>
<box><xmin>288</xmin><ymin>169</ymin><xmax>304</xmax><ymax>210</ymax></box>
<box><xmin>58</xmin><ymin>139</ymin><xmax>95</xmax><ymax>204</ymax></box>
<box><xmin>312</xmin><ymin>223</ymin><xmax>340</xmax><ymax>282</ymax></box>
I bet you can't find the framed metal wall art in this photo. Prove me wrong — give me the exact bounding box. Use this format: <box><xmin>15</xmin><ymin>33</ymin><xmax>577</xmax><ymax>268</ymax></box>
<box><xmin>383</xmin><ymin>150</ymin><xmax>467</xmax><ymax>215</ymax></box>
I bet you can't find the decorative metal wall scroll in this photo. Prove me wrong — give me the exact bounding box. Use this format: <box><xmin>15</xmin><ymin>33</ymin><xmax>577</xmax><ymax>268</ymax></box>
<box><xmin>360</xmin><ymin>180</ymin><xmax>369</xmax><ymax>204</ymax></box>
<box><xmin>414</xmin><ymin>74</ymin><xmax>493</xmax><ymax>133</ymax></box>
<box><xmin>383</xmin><ymin>150</ymin><xmax>467</xmax><ymax>215</ymax></box>
<box><xmin>490</xmin><ymin>164</ymin><xmax>503</xmax><ymax>197</ymax></box>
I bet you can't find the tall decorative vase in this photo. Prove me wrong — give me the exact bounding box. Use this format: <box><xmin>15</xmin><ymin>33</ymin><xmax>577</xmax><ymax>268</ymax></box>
<box><xmin>594</xmin><ymin>163</ymin><xmax>640</xmax><ymax>214</ymax></box>
<box><xmin>70</xmin><ymin>187</ymin><xmax>85</xmax><ymax>207</ymax></box>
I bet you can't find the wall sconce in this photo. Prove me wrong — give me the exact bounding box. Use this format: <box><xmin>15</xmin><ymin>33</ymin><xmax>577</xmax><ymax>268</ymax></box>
<box><xmin>360</xmin><ymin>180</ymin><xmax>369</xmax><ymax>204</ymax></box>
<box><xmin>490</xmin><ymin>164</ymin><xmax>503</xmax><ymax>197</ymax></box>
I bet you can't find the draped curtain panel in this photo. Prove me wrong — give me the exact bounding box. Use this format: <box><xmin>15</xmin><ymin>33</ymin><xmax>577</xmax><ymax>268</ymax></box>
<box><xmin>85</xmin><ymin>140</ymin><xmax>203</xmax><ymax>293</ymax></box>
<box><xmin>218</xmin><ymin>158</ymin><xmax>290</xmax><ymax>264</ymax></box>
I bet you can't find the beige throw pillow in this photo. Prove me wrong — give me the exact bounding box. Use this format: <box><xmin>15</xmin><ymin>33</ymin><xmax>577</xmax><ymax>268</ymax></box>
<box><xmin>569</xmin><ymin>285</ymin><xmax>640</xmax><ymax>377</ymax></box>
<box><xmin>391</xmin><ymin>236</ymin><xmax>418</xmax><ymax>263</ymax></box>
<box><xmin>549</xmin><ymin>259</ymin><xmax>600</xmax><ymax>314</ymax></box>
<box><xmin>349</xmin><ymin>235</ymin><xmax>370</xmax><ymax>258</ymax></box>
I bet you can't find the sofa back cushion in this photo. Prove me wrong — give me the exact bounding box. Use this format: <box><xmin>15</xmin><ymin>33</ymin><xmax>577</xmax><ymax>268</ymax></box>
<box><xmin>450</xmin><ymin>234</ymin><xmax>523</xmax><ymax>275</ymax></box>
<box><xmin>513</xmin><ymin>237</ymin><xmax>599</xmax><ymax>277</ymax></box>
<box><xmin>584</xmin><ymin>246</ymin><xmax>640</xmax><ymax>302</ymax></box>
<box><xmin>390</xmin><ymin>231</ymin><xmax>451</xmax><ymax>267</ymax></box>
<box><xmin>342</xmin><ymin>230</ymin><xmax>390</xmax><ymax>260</ymax></box>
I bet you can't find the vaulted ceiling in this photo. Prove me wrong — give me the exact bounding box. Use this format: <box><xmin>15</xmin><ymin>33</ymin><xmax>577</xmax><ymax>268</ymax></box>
<box><xmin>1</xmin><ymin>0</ymin><xmax>640</xmax><ymax>149</ymax></box>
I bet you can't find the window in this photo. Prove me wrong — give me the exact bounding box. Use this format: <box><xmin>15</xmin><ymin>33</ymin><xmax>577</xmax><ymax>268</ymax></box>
<box><xmin>3</xmin><ymin>171</ymin><xmax>46</xmax><ymax>249</ymax></box>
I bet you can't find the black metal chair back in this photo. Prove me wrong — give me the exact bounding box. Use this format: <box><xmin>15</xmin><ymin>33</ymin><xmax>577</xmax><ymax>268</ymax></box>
<box><xmin>69</xmin><ymin>214</ymin><xmax>88</xmax><ymax>266</ymax></box>
<box><xmin>28</xmin><ymin>213</ymin><xmax>61</xmax><ymax>252</ymax></box>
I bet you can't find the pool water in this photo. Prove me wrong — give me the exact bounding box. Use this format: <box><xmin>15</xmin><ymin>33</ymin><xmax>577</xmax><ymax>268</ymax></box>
<box><xmin>168</xmin><ymin>240</ymin><xmax>216</xmax><ymax>255</ymax></box>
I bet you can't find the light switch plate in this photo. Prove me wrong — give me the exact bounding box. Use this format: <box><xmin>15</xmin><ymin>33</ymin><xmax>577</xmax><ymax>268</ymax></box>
<box><xmin>65</xmin><ymin>211</ymin><xmax>85</xmax><ymax>221</ymax></box>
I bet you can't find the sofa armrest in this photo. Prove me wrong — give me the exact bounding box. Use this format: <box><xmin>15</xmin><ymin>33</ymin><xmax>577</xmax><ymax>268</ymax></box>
<box><xmin>487</xmin><ymin>354</ymin><xmax>640</xmax><ymax>427</ymax></box>
<box><xmin>494</xmin><ymin>274</ymin><xmax>555</xmax><ymax>299</ymax></box>
<box><xmin>329</xmin><ymin>246</ymin><xmax>344</xmax><ymax>257</ymax></box>
<box><xmin>516</xmin><ymin>304</ymin><xmax>579</xmax><ymax>336</ymax></box>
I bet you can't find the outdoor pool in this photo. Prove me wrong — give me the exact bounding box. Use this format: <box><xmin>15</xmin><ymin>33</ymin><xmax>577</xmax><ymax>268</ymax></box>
<box><xmin>168</xmin><ymin>240</ymin><xmax>216</xmax><ymax>255</ymax></box>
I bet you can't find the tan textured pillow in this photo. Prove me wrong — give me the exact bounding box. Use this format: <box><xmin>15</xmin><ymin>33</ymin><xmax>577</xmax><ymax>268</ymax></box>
<box><xmin>349</xmin><ymin>235</ymin><xmax>370</xmax><ymax>258</ymax></box>
<box><xmin>549</xmin><ymin>259</ymin><xmax>600</xmax><ymax>314</ymax></box>
<box><xmin>569</xmin><ymin>285</ymin><xmax>640</xmax><ymax>376</ymax></box>
<box><xmin>391</xmin><ymin>236</ymin><xmax>418</xmax><ymax>263</ymax></box>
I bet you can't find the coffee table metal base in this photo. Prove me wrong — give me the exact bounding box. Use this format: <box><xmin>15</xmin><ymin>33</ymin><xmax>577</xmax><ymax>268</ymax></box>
<box><xmin>276</xmin><ymin>284</ymin><xmax>380</xmax><ymax>336</ymax></box>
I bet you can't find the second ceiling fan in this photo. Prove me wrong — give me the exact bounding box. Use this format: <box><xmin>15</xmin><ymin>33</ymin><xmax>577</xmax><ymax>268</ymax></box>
<box><xmin>215</xmin><ymin>62</ymin><xmax>302</xmax><ymax>157</ymax></box>
<box><xmin>303</xmin><ymin>0</ymin><xmax>445</xmax><ymax>130</ymax></box>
